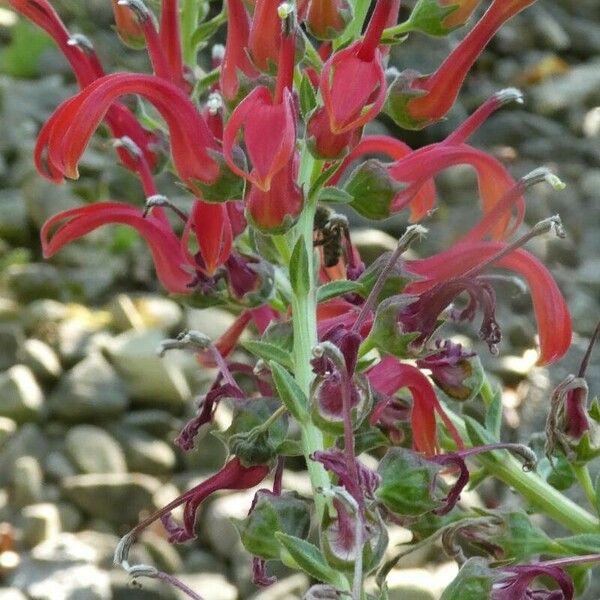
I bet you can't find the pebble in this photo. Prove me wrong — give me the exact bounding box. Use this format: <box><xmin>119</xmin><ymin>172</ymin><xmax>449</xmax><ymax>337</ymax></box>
<box><xmin>172</xmin><ymin>573</ymin><xmax>238</xmax><ymax>600</ymax></box>
<box><xmin>44</xmin><ymin>451</ymin><xmax>77</xmax><ymax>481</ymax></box>
<box><xmin>61</xmin><ymin>472</ymin><xmax>164</xmax><ymax>525</ymax></box>
<box><xmin>49</xmin><ymin>353</ymin><xmax>129</xmax><ymax>421</ymax></box>
<box><xmin>12</xmin><ymin>456</ymin><xmax>43</xmax><ymax>508</ymax></box>
<box><xmin>0</xmin><ymin>424</ymin><xmax>48</xmax><ymax>486</ymax></box>
<box><xmin>141</xmin><ymin>531</ymin><xmax>183</xmax><ymax>574</ymax></box>
<box><xmin>112</xmin><ymin>427</ymin><xmax>176</xmax><ymax>476</ymax></box>
<box><xmin>23</xmin><ymin>564</ymin><xmax>111</xmax><ymax>600</ymax></box>
<box><xmin>21</xmin><ymin>300</ymin><xmax>68</xmax><ymax>334</ymax></box>
<box><xmin>0</xmin><ymin>189</ymin><xmax>30</xmax><ymax>246</ymax></box>
<box><xmin>104</xmin><ymin>329</ymin><xmax>191</xmax><ymax>411</ymax></box>
<box><xmin>0</xmin><ymin>417</ymin><xmax>16</xmax><ymax>448</ymax></box>
<box><xmin>65</xmin><ymin>425</ymin><xmax>127</xmax><ymax>475</ymax></box>
<box><xmin>250</xmin><ymin>574</ymin><xmax>309</xmax><ymax>600</ymax></box>
<box><xmin>18</xmin><ymin>339</ymin><xmax>62</xmax><ymax>381</ymax></box>
<box><xmin>0</xmin><ymin>365</ymin><xmax>44</xmax><ymax>424</ymax></box>
<box><xmin>21</xmin><ymin>504</ymin><xmax>61</xmax><ymax>548</ymax></box>
<box><xmin>3</xmin><ymin>264</ymin><xmax>64</xmax><ymax>304</ymax></box>
<box><xmin>0</xmin><ymin>589</ymin><xmax>27</xmax><ymax>600</ymax></box>
<box><xmin>121</xmin><ymin>410</ymin><xmax>180</xmax><ymax>438</ymax></box>
<box><xmin>135</xmin><ymin>296</ymin><xmax>183</xmax><ymax>331</ymax></box>
<box><xmin>0</xmin><ymin>324</ymin><xmax>23</xmax><ymax>371</ymax></box>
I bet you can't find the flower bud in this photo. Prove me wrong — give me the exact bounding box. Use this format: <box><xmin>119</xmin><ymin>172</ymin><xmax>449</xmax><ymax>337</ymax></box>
<box><xmin>112</xmin><ymin>0</ymin><xmax>146</xmax><ymax>48</ymax></box>
<box><xmin>306</xmin><ymin>0</ymin><xmax>353</xmax><ymax>40</ymax></box>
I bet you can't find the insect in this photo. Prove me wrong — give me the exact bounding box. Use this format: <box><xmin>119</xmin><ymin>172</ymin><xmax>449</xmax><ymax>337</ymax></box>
<box><xmin>313</xmin><ymin>206</ymin><xmax>350</xmax><ymax>268</ymax></box>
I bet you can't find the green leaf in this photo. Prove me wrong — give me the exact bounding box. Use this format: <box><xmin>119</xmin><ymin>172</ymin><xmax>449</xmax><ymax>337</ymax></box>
<box><xmin>316</xmin><ymin>187</ymin><xmax>354</xmax><ymax>205</ymax></box>
<box><xmin>464</xmin><ymin>416</ymin><xmax>498</xmax><ymax>453</ymax></box>
<box><xmin>439</xmin><ymin>558</ymin><xmax>493</xmax><ymax>600</ymax></box>
<box><xmin>277</xmin><ymin>439</ymin><xmax>304</xmax><ymax>457</ymax></box>
<box><xmin>237</xmin><ymin>492</ymin><xmax>311</xmax><ymax>559</ymax></box>
<box><xmin>270</xmin><ymin>362</ymin><xmax>308</xmax><ymax>422</ymax></box>
<box><xmin>362</xmin><ymin>296</ymin><xmax>420</xmax><ymax>358</ymax></box>
<box><xmin>495</xmin><ymin>511</ymin><xmax>557</xmax><ymax>560</ymax></box>
<box><xmin>289</xmin><ymin>238</ymin><xmax>311</xmax><ymax>297</ymax></box>
<box><xmin>276</xmin><ymin>533</ymin><xmax>347</xmax><ymax>588</ymax></box>
<box><xmin>354</xmin><ymin>427</ymin><xmax>390</xmax><ymax>455</ymax></box>
<box><xmin>0</xmin><ymin>21</ymin><xmax>54</xmax><ymax>78</ymax></box>
<box><xmin>308</xmin><ymin>160</ymin><xmax>343</xmax><ymax>198</ymax></box>
<box><xmin>299</xmin><ymin>73</ymin><xmax>317</xmax><ymax>118</ymax></box>
<box><xmin>595</xmin><ymin>474</ymin><xmax>600</xmax><ymax>516</ymax></box>
<box><xmin>538</xmin><ymin>456</ymin><xmax>576</xmax><ymax>491</ymax></box>
<box><xmin>376</xmin><ymin>448</ymin><xmax>442</xmax><ymax>516</ymax></box>
<box><xmin>344</xmin><ymin>160</ymin><xmax>402</xmax><ymax>220</ymax></box>
<box><xmin>243</xmin><ymin>340</ymin><xmax>294</xmax><ymax>371</ymax></box>
<box><xmin>484</xmin><ymin>380</ymin><xmax>503</xmax><ymax>440</ymax></box>
<box><xmin>557</xmin><ymin>534</ymin><xmax>600</xmax><ymax>555</ymax></box>
<box><xmin>191</xmin><ymin>14</ymin><xmax>226</xmax><ymax>46</ymax></box>
<box><xmin>317</xmin><ymin>280</ymin><xmax>364</xmax><ymax>304</ymax></box>
<box><xmin>406</xmin><ymin>0</ymin><xmax>459</xmax><ymax>37</ymax></box>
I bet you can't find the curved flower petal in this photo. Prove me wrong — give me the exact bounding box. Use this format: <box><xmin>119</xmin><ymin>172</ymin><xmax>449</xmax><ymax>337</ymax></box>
<box><xmin>36</xmin><ymin>73</ymin><xmax>219</xmax><ymax>187</ymax></box>
<box><xmin>41</xmin><ymin>202</ymin><xmax>193</xmax><ymax>294</ymax></box>
<box><xmin>367</xmin><ymin>357</ymin><xmax>463</xmax><ymax>456</ymax></box>
<box><xmin>406</xmin><ymin>243</ymin><xmax>572</xmax><ymax>365</ymax></box>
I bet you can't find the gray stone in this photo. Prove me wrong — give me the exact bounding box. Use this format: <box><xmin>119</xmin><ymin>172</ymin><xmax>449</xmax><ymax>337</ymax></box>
<box><xmin>113</xmin><ymin>427</ymin><xmax>176</xmax><ymax>475</ymax></box>
<box><xmin>0</xmin><ymin>365</ymin><xmax>44</xmax><ymax>423</ymax></box>
<box><xmin>111</xmin><ymin>570</ymin><xmax>178</xmax><ymax>600</ymax></box>
<box><xmin>0</xmin><ymin>417</ymin><xmax>16</xmax><ymax>448</ymax></box>
<box><xmin>531</xmin><ymin>59</ymin><xmax>600</xmax><ymax>114</ymax></box>
<box><xmin>203</xmin><ymin>489</ymin><xmax>257</xmax><ymax>558</ymax></box>
<box><xmin>18</xmin><ymin>339</ymin><xmax>62</xmax><ymax>381</ymax></box>
<box><xmin>12</xmin><ymin>456</ymin><xmax>43</xmax><ymax>507</ymax></box>
<box><xmin>65</xmin><ymin>425</ymin><xmax>127</xmax><ymax>475</ymax></box>
<box><xmin>0</xmin><ymin>589</ymin><xmax>27</xmax><ymax>600</ymax></box>
<box><xmin>56</xmin><ymin>320</ymin><xmax>105</xmax><ymax>366</ymax></box>
<box><xmin>4</xmin><ymin>264</ymin><xmax>64</xmax><ymax>304</ymax></box>
<box><xmin>21</xmin><ymin>503</ymin><xmax>61</xmax><ymax>548</ymax></box>
<box><xmin>56</xmin><ymin>502</ymin><xmax>83</xmax><ymax>532</ymax></box>
<box><xmin>44</xmin><ymin>451</ymin><xmax>77</xmax><ymax>481</ymax></box>
<box><xmin>182</xmin><ymin>550</ymin><xmax>225</xmax><ymax>575</ymax></box>
<box><xmin>104</xmin><ymin>330</ymin><xmax>190</xmax><ymax>411</ymax></box>
<box><xmin>62</xmin><ymin>472</ymin><xmax>164</xmax><ymax>525</ymax></box>
<box><xmin>30</xmin><ymin>533</ymin><xmax>98</xmax><ymax>565</ymax></box>
<box><xmin>0</xmin><ymin>424</ymin><xmax>48</xmax><ymax>486</ymax></box>
<box><xmin>576</xmin><ymin>257</ymin><xmax>600</xmax><ymax>292</ymax></box>
<box><xmin>580</xmin><ymin>169</ymin><xmax>600</xmax><ymax>201</ymax></box>
<box><xmin>141</xmin><ymin>531</ymin><xmax>183</xmax><ymax>574</ymax></box>
<box><xmin>109</xmin><ymin>294</ymin><xmax>145</xmax><ymax>331</ymax></box>
<box><xmin>172</xmin><ymin>574</ymin><xmax>237</xmax><ymax>600</ymax></box>
<box><xmin>22</xmin><ymin>300</ymin><xmax>68</xmax><ymax>333</ymax></box>
<box><xmin>251</xmin><ymin>575</ymin><xmax>309</xmax><ymax>600</ymax></box>
<box><xmin>0</xmin><ymin>190</ymin><xmax>30</xmax><ymax>246</ymax></box>
<box><xmin>0</xmin><ymin>298</ymin><xmax>19</xmax><ymax>321</ymax></box>
<box><xmin>22</xmin><ymin>564</ymin><xmax>111</xmax><ymax>600</ymax></box>
<box><xmin>50</xmin><ymin>354</ymin><xmax>129</xmax><ymax>421</ymax></box>
<box><xmin>0</xmin><ymin>324</ymin><xmax>23</xmax><ymax>371</ymax></box>
<box><xmin>121</xmin><ymin>410</ymin><xmax>180</xmax><ymax>437</ymax></box>
<box><xmin>135</xmin><ymin>296</ymin><xmax>183</xmax><ymax>331</ymax></box>
<box><xmin>185</xmin><ymin>308</ymin><xmax>238</xmax><ymax>342</ymax></box>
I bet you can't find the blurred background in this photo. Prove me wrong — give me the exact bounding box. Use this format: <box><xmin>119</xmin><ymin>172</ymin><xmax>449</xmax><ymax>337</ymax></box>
<box><xmin>0</xmin><ymin>0</ymin><xmax>598</xmax><ymax>598</ymax></box>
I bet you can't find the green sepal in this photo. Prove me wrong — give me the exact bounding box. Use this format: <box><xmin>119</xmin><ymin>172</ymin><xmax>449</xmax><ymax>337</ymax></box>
<box><xmin>484</xmin><ymin>381</ymin><xmax>503</xmax><ymax>441</ymax></box>
<box><xmin>361</xmin><ymin>296</ymin><xmax>421</xmax><ymax>359</ymax></box>
<box><xmin>276</xmin><ymin>533</ymin><xmax>348</xmax><ymax>589</ymax></box>
<box><xmin>354</xmin><ymin>426</ymin><xmax>390</xmax><ymax>455</ymax></box>
<box><xmin>270</xmin><ymin>361</ymin><xmax>308</xmax><ymax>422</ymax></box>
<box><xmin>221</xmin><ymin>397</ymin><xmax>288</xmax><ymax>466</ymax></box>
<box><xmin>439</xmin><ymin>558</ymin><xmax>494</xmax><ymax>600</ymax></box>
<box><xmin>317</xmin><ymin>187</ymin><xmax>354</xmax><ymax>205</ymax></box>
<box><xmin>375</xmin><ymin>448</ymin><xmax>443</xmax><ymax>516</ymax></box>
<box><xmin>383</xmin><ymin>71</ymin><xmax>431</xmax><ymax>131</ymax></box>
<box><xmin>343</xmin><ymin>159</ymin><xmax>404</xmax><ymax>220</ymax></box>
<box><xmin>494</xmin><ymin>511</ymin><xmax>558</xmax><ymax>561</ymax></box>
<box><xmin>405</xmin><ymin>0</ymin><xmax>460</xmax><ymax>37</ymax></box>
<box><xmin>538</xmin><ymin>456</ymin><xmax>576</xmax><ymax>491</ymax></box>
<box><xmin>236</xmin><ymin>491</ymin><xmax>311</xmax><ymax>560</ymax></box>
<box><xmin>191</xmin><ymin>149</ymin><xmax>246</xmax><ymax>203</ymax></box>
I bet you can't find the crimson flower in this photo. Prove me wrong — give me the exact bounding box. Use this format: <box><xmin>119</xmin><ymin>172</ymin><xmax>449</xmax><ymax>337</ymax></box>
<box><xmin>220</xmin><ymin>0</ymin><xmax>259</xmax><ymax>101</ymax></box>
<box><xmin>35</xmin><ymin>73</ymin><xmax>224</xmax><ymax>195</ymax></box>
<box><xmin>389</xmin><ymin>0</ymin><xmax>536</xmax><ymax>128</ymax></box>
<box><xmin>367</xmin><ymin>356</ymin><xmax>464</xmax><ymax>456</ymax></box>
<box><xmin>306</xmin><ymin>0</ymin><xmax>353</xmax><ymax>40</ymax></box>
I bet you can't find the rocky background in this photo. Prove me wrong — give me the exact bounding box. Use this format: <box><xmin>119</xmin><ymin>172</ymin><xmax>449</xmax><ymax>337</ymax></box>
<box><xmin>0</xmin><ymin>0</ymin><xmax>599</xmax><ymax>598</ymax></box>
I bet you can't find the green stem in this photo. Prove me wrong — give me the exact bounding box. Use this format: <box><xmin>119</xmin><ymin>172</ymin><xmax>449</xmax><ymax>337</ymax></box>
<box><xmin>479</xmin><ymin>377</ymin><xmax>496</xmax><ymax>406</ymax></box>
<box><xmin>290</xmin><ymin>150</ymin><xmax>330</xmax><ymax>521</ymax></box>
<box><xmin>381</xmin><ymin>19</ymin><xmax>414</xmax><ymax>42</ymax></box>
<box><xmin>573</xmin><ymin>463</ymin><xmax>598</xmax><ymax>514</ymax></box>
<box><xmin>335</xmin><ymin>0</ymin><xmax>372</xmax><ymax>49</ymax></box>
<box><xmin>449</xmin><ymin>413</ymin><xmax>599</xmax><ymax>534</ymax></box>
<box><xmin>181</xmin><ymin>0</ymin><xmax>201</xmax><ymax>66</ymax></box>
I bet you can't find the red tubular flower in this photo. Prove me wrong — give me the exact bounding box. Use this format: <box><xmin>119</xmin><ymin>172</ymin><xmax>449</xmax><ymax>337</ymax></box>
<box><xmin>112</xmin><ymin>0</ymin><xmax>146</xmax><ymax>47</ymax></box>
<box><xmin>220</xmin><ymin>0</ymin><xmax>259</xmax><ymax>101</ymax></box>
<box><xmin>246</xmin><ymin>156</ymin><xmax>304</xmax><ymax>232</ymax></box>
<box><xmin>248</xmin><ymin>0</ymin><xmax>282</xmax><ymax>72</ymax></box>
<box><xmin>367</xmin><ymin>357</ymin><xmax>463</xmax><ymax>456</ymax></box>
<box><xmin>223</xmin><ymin>18</ymin><xmax>297</xmax><ymax>192</ymax></box>
<box><xmin>41</xmin><ymin>203</ymin><xmax>193</xmax><ymax>294</ymax></box>
<box><xmin>306</xmin><ymin>0</ymin><xmax>353</xmax><ymax>40</ymax></box>
<box><xmin>9</xmin><ymin>0</ymin><xmax>163</xmax><ymax>174</ymax></box>
<box><xmin>153</xmin><ymin>458</ymin><xmax>270</xmax><ymax>542</ymax></box>
<box><xmin>389</xmin><ymin>0</ymin><xmax>536</xmax><ymax>128</ymax></box>
<box><xmin>318</xmin><ymin>0</ymin><xmax>393</xmax><ymax>135</ymax></box>
<box><xmin>159</xmin><ymin>0</ymin><xmax>186</xmax><ymax>88</ymax></box>
<box><xmin>406</xmin><ymin>244</ymin><xmax>571</xmax><ymax>365</ymax></box>
<box><xmin>183</xmin><ymin>200</ymin><xmax>233</xmax><ymax>276</ymax></box>
<box><xmin>36</xmin><ymin>73</ymin><xmax>221</xmax><ymax>192</ymax></box>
